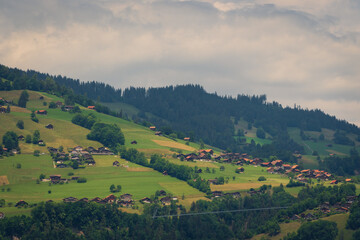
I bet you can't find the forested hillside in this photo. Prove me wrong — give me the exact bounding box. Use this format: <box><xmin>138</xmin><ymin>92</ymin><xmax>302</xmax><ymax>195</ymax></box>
<box><xmin>1</xmin><ymin>64</ymin><xmax>360</xmax><ymax>161</ymax></box>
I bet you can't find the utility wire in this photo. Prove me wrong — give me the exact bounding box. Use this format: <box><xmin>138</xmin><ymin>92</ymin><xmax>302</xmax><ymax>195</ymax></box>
<box><xmin>153</xmin><ymin>206</ymin><xmax>289</xmax><ymax>218</ymax></box>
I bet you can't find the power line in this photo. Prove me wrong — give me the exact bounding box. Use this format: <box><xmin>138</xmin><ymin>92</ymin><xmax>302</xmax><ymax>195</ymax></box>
<box><xmin>153</xmin><ymin>206</ymin><xmax>289</xmax><ymax>218</ymax></box>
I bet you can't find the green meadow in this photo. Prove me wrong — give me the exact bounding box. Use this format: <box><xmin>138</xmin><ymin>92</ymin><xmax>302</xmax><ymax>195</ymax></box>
<box><xmin>0</xmin><ymin>154</ymin><xmax>204</xmax><ymax>205</ymax></box>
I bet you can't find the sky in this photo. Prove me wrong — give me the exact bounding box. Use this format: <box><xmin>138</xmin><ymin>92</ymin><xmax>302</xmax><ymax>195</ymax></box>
<box><xmin>1</xmin><ymin>0</ymin><xmax>360</xmax><ymax>126</ymax></box>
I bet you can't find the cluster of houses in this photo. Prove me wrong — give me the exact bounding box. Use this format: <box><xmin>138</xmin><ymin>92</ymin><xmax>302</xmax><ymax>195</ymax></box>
<box><xmin>149</xmin><ymin>126</ymin><xmax>162</xmax><ymax>136</ymax></box>
<box><xmin>44</xmin><ymin>174</ymin><xmax>80</xmax><ymax>184</ymax></box>
<box><xmin>48</xmin><ymin>146</ymin><xmax>114</xmax><ymax>168</ymax></box>
<box><xmin>210</xmin><ymin>191</ymin><xmax>241</xmax><ymax>199</ymax></box>
<box><xmin>177</xmin><ymin>149</ymin><xmax>215</xmax><ymax>161</ymax></box>
<box><xmin>62</xmin><ymin>194</ymin><xmax>134</xmax><ymax>207</ymax></box>
<box><xmin>60</xmin><ymin>190</ymin><xmax>178</xmax><ymax>207</ymax></box>
<box><xmin>291</xmin><ymin>195</ymin><xmax>358</xmax><ymax>221</ymax></box>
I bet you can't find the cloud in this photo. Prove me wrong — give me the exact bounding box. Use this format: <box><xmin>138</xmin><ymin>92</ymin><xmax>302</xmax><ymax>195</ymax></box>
<box><xmin>0</xmin><ymin>0</ymin><xmax>359</xmax><ymax>126</ymax></box>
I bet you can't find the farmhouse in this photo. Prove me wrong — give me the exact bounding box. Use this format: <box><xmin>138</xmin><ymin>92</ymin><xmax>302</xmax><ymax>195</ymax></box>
<box><xmin>102</xmin><ymin>194</ymin><xmax>116</xmax><ymax>204</ymax></box>
<box><xmin>140</xmin><ymin>197</ymin><xmax>152</xmax><ymax>204</ymax></box>
<box><xmin>212</xmin><ymin>191</ymin><xmax>224</xmax><ymax>198</ymax></box>
<box><xmin>90</xmin><ymin>197</ymin><xmax>102</xmax><ymax>203</ymax></box>
<box><xmin>0</xmin><ymin>106</ymin><xmax>7</xmax><ymax>113</ymax></box>
<box><xmin>56</xmin><ymin>101</ymin><xmax>63</xmax><ymax>107</ymax></box>
<box><xmin>87</xmin><ymin>106</ymin><xmax>95</xmax><ymax>110</ymax></box>
<box><xmin>149</xmin><ymin>126</ymin><xmax>156</xmax><ymax>131</ymax></box>
<box><xmin>160</xmin><ymin>196</ymin><xmax>172</xmax><ymax>206</ymax></box>
<box><xmin>63</xmin><ymin>197</ymin><xmax>78</xmax><ymax>203</ymax></box>
<box><xmin>184</xmin><ymin>137</ymin><xmax>190</xmax><ymax>141</ymax></box>
<box><xmin>49</xmin><ymin>175</ymin><xmax>62</xmax><ymax>183</ymax></box>
<box><xmin>36</xmin><ymin>110</ymin><xmax>47</xmax><ymax>115</ymax></box>
<box><xmin>79</xmin><ymin>198</ymin><xmax>89</xmax><ymax>202</ymax></box>
<box><xmin>64</xmin><ymin>106</ymin><xmax>74</xmax><ymax>111</ymax></box>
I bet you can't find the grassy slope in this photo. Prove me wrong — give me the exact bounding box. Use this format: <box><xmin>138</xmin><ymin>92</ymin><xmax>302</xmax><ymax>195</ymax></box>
<box><xmin>0</xmin><ymin>90</ymin><xmax>207</xmax><ymax>215</ymax></box>
<box><xmin>252</xmin><ymin>213</ymin><xmax>354</xmax><ymax>240</ymax></box>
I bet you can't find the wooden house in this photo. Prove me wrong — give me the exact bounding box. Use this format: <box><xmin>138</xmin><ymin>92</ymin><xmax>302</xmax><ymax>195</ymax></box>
<box><xmin>63</xmin><ymin>197</ymin><xmax>78</xmax><ymax>203</ymax></box>
<box><xmin>87</xmin><ymin>106</ymin><xmax>95</xmax><ymax>110</ymax></box>
<box><xmin>49</xmin><ymin>175</ymin><xmax>62</xmax><ymax>183</ymax></box>
<box><xmin>160</xmin><ymin>197</ymin><xmax>172</xmax><ymax>206</ymax></box>
<box><xmin>149</xmin><ymin>126</ymin><xmax>156</xmax><ymax>131</ymax></box>
<box><xmin>140</xmin><ymin>197</ymin><xmax>152</xmax><ymax>204</ymax></box>
<box><xmin>36</xmin><ymin>110</ymin><xmax>47</xmax><ymax>115</ymax></box>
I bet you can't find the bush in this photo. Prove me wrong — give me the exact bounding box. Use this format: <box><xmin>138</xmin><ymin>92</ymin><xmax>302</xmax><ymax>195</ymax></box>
<box><xmin>16</xmin><ymin>163</ymin><xmax>21</xmax><ymax>169</ymax></box>
<box><xmin>16</xmin><ymin>120</ymin><xmax>24</xmax><ymax>129</ymax></box>
<box><xmin>33</xmin><ymin>150</ymin><xmax>40</xmax><ymax>156</ymax></box>
<box><xmin>77</xmin><ymin>177</ymin><xmax>87</xmax><ymax>183</ymax></box>
<box><xmin>286</xmin><ymin>180</ymin><xmax>305</xmax><ymax>188</ymax></box>
<box><xmin>49</xmin><ymin>102</ymin><xmax>57</xmax><ymax>108</ymax></box>
<box><xmin>25</xmin><ymin>135</ymin><xmax>32</xmax><ymax>143</ymax></box>
<box><xmin>258</xmin><ymin>176</ymin><xmax>266</xmax><ymax>181</ymax></box>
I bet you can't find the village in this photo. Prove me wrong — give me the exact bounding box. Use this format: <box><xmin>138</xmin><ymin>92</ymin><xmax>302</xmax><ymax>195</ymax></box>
<box><xmin>48</xmin><ymin>145</ymin><xmax>114</xmax><ymax>168</ymax></box>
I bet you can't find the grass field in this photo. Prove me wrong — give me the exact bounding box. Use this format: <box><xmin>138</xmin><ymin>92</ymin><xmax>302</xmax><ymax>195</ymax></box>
<box><xmin>0</xmin><ymin>154</ymin><xmax>205</xmax><ymax>205</ymax></box>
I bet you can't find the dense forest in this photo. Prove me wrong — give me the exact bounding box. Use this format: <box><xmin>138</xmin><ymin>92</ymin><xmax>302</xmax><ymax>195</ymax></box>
<box><xmin>0</xmin><ymin>184</ymin><xmax>356</xmax><ymax>239</ymax></box>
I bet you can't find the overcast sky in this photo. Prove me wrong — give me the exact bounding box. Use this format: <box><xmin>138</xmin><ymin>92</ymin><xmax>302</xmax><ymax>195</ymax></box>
<box><xmin>1</xmin><ymin>0</ymin><xmax>359</xmax><ymax>126</ymax></box>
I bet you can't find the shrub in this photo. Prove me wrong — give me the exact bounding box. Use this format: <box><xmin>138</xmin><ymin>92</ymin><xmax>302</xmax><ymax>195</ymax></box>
<box><xmin>77</xmin><ymin>177</ymin><xmax>87</xmax><ymax>183</ymax></box>
<box><xmin>16</xmin><ymin>120</ymin><xmax>24</xmax><ymax>129</ymax></box>
<box><xmin>258</xmin><ymin>176</ymin><xmax>266</xmax><ymax>181</ymax></box>
<box><xmin>33</xmin><ymin>150</ymin><xmax>40</xmax><ymax>156</ymax></box>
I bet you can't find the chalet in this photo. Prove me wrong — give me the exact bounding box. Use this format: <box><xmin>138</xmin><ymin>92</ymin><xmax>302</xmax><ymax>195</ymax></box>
<box><xmin>131</xmin><ymin>140</ymin><xmax>137</xmax><ymax>144</ymax></box>
<box><xmin>330</xmin><ymin>180</ymin><xmax>339</xmax><ymax>184</ymax></box>
<box><xmin>56</xmin><ymin>101</ymin><xmax>63</xmax><ymax>107</ymax></box>
<box><xmin>184</xmin><ymin>137</ymin><xmax>190</xmax><ymax>141</ymax></box>
<box><xmin>155</xmin><ymin>131</ymin><xmax>162</xmax><ymax>136</ymax></box>
<box><xmin>271</xmin><ymin>160</ymin><xmax>283</xmax><ymax>166</ymax></box>
<box><xmin>237</xmin><ymin>167</ymin><xmax>245</xmax><ymax>173</ymax></box>
<box><xmin>87</xmin><ymin>106</ymin><xmax>95</xmax><ymax>110</ymax></box>
<box><xmin>38</xmin><ymin>140</ymin><xmax>45</xmax><ymax>145</ymax></box>
<box><xmin>158</xmin><ymin>190</ymin><xmax>167</xmax><ymax>196</ymax></box>
<box><xmin>49</xmin><ymin>175</ymin><xmax>61</xmax><ymax>183</ymax></box>
<box><xmin>261</xmin><ymin>162</ymin><xmax>271</xmax><ymax>167</ymax></box>
<box><xmin>212</xmin><ymin>191</ymin><xmax>224</xmax><ymax>198</ymax></box>
<box><xmin>0</xmin><ymin>106</ymin><xmax>7</xmax><ymax>113</ymax></box>
<box><xmin>113</xmin><ymin>161</ymin><xmax>120</xmax><ymax>167</ymax></box>
<box><xmin>119</xmin><ymin>194</ymin><xmax>134</xmax><ymax>207</ymax></box>
<box><xmin>103</xmin><ymin>194</ymin><xmax>116</xmax><ymax>204</ymax></box>
<box><xmin>208</xmin><ymin>179</ymin><xmax>218</xmax><ymax>184</ymax></box>
<box><xmin>15</xmin><ymin>200</ymin><xmax>28</xmax><ymax>208</ymax></box>
<box><xmin>149</xmin><ymin>126</ymin><xmax>156</xmax><ymax>131</ymax></box>
<box><xmin>162</xmin><ymin>170</ymin><xmax>168</xmax><ymax>175</ymax></box>
<box><xmin>320</xmin><ymin>205</ymin><xmax>330</xmax><ymax>213</ymax></box>
<box><xmin>63</xmin><ymin>197</ymin><xmax>78</xmax><ymax>203</ymax></box>
<box><xmin>18</xmin><ymin>135</ymin><xmax>24</xmax><ymax>141</ymax></box>
<box><xmin>200</xmin><ymin>149</ymin><xmax>214</xmax><ymax>155</ymax></box>
<box><xmin>36</xmin><ymin>110</ymin><xmax>47</xmax><ymax>115</ymax></box>
<box><xmin>283</xmin><ymin>164</ymin><xmax>291</xmax><ymax>170</ymax></box>
<box><xmin>252</xmin><ymin>158</ymin><xmax>263</xmax><ymax>165</ymax></box>
<box><xmin>290</xmin><ymin>214</ymin><xmax>301</xmax><ymax>220</ymax></box>
<box><xmin>90</xmin><ymin>197</ymin><xmax>101</xmax><ymax>203</ymax></box>
<box><xmin>120</xmin><ymin>194</ymin><xmax>133</xmax><ymax>202</ymax></box>
<box><xmin>73</xmin><ymin>146</ymin><xmax>83</xmax><ymax>151</ymax></box>
<box><xmin>160</xmin><ymin>196</ymin><xmax>172</xmax><ymax>206</ymax></box>
<box><xmin>140</xmin><ymin>197</ymin><xmax>152</xmax><ymax>204</ymax></box>
<box><xmin>0</xmin><ymin>212</ymin><xmax>5</xmax><ymax>219</ymax></box>
<box><xmin>224</xmin><ymin>192</ymin><xmax>241</xmax><ymax>198</ymax></box>
<box><xmin>345</xmin><ymin>179</ymin><xmax>353</xmax><ymax>183</ymax></box>
<box><xmin>45</xmin><ymin>124</ymin><xmax>54</xmax><ymax>129</ymax></box>
<box><xmin>56</xmin><ymin>163</ymin><xmax>67</xmax><ymax>168</ymax></box>
<box><xmin>303</xmin><ymin>213</ymin><xmax>316</xmax><ymax>220</ymax></box>
<box><xmin>267</xmin><ymin>167</ymin><xmax>274</xmax><ymax>173</ymax></box>
<box><xmin>336</xmin><ymin>207</ymin><xmax>349</xmax><ymax>213</ymax></box>
<box><xmin>47</xmin><ymin>147</ymin><xmax>58</xmax><ymax>154</ymax></box>
<box><xmin>87</xmin><ymin>146</ymin><xmax>96</xmax><ymax>152</ymax></box>
<box><xmin>64</xmin><ymin>106</ymin><xmax>74</xmax><ymax>111</ymax></box>
<box><xmin>79</xmin><ymin>198</ymin><xmax>89</xmax><ymax>202</ymax></box>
